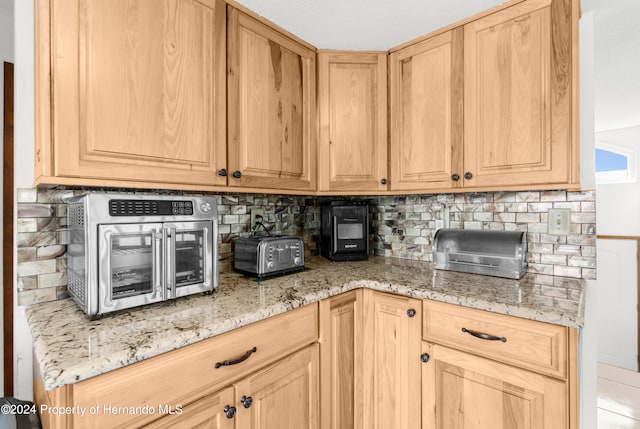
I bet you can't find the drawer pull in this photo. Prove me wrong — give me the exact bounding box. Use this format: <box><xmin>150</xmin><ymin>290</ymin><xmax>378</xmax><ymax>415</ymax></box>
<box><xmin>461</xmin><ymin>327</ymin><xmax>507</xmax><ymax>343</ymax></box>
<box><xmin>215</xmin><ymin>347</ymin><xmax>258</xmax><ymax>368</ymax></box>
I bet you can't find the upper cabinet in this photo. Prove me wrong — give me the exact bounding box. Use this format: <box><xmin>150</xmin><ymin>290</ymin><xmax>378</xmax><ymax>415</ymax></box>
<box><xmin>389</xmin><ymin>29</ymin><xmax>464</xmax><ymax>192</ymax></box>
<box><xmin>389</xmin><ymin>0</ymin><xmax>579</xmax><ymax>192</ymax></box>
<box><xmin>227</xmin><ymin>8</ymin><xmax>317</xmax><ymax>192</ymax></box>
<box><xmin>318</xmin><ymin>51</ymin><xmax>388</xmax><ymax>193</ymax></box>
<box><xmin>463</xmin><ymin>0</ymin><xmax>578</xmax><ymax>189</ymax></box>
<box><xmin>35</xmin><ymin>0</ymin><xmax>227</xmax><ymax>188</ymax></box>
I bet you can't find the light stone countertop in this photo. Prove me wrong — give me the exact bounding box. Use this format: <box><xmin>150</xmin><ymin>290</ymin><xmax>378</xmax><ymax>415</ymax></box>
<box><xmin>26</xmin><ymin>256</ymin><xmax>585</xmax><ymax>391</ymax></box>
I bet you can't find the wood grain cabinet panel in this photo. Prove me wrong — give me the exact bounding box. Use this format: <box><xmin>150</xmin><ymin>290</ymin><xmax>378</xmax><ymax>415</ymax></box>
<box><xmin>227</xmin><ymin>8</ymin><xmax>316</xmax><ymax>191</ymax></box>
<box><xmin>389</xmin><ymin>29</ymin><xmax>464</xmax><ymax>191</ymax></box>
<box><xmin>362</xmin><ymin>291</ymin><xmax>422</xmax><ymax>429</ymax></box>
<box><xmin>423</xmin><ymin>300</ymin><xmax>568</xmax><ymax>378</ymax></box>
<box><xmin>235</xmin><ymin>344</ymin><xmax>320</xmax><ymax>429</ymax></box>
<box><xmin>144</xmin><ymin>386</ymin><xmax>235</xmax><ymax>429</ymax></box>
<box><xmin>38</xmin><ymin>0</ymin><xmax>227</xmax><ymax>187</ymax></box>
<box><xmin>318</xmin><ymin>52</ymin><xmax>388</xmax><ymax>193</ymax></box>
<box><xmin>463</xmin><ymin>0</ymin><xmax>578</xmax><ymax>188</ymax></box>
<box><xmin>319</xmin><ymin>290</ymin><xmax>363</xmax><ymax>429</ymax></box>
<box><xmin>422</xmin><ymin>342</ymin><xmax>567</xmax><ymax>429</ymax></box>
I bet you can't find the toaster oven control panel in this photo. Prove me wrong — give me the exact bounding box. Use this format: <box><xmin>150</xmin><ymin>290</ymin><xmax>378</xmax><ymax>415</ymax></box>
<box><xmin>109</xmin><ymin>199</ymin><xmax>194</xmax><ymax>216</ymax></box>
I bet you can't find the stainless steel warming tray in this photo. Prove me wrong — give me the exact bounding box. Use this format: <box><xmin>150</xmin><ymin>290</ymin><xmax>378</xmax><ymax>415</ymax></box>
<box><xmin>433</xmin><ymin>229</ymin><xmax>527</xmax><ymax>279</ymax></box>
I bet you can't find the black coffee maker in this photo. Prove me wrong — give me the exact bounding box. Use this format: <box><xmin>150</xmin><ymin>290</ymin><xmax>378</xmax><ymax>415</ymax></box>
<box><xmin>320</xmin><ymin>201</ymin><xmax>369</xmax><ymax>261</ymax></box>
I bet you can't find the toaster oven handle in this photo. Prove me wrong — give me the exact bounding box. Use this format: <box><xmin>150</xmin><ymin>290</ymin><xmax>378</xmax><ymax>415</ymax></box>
<box><xmin>152</xmin><ymin>229</ymin><xmax>164</xmax><ymax>299</ymax></box>
<box><xmin>165</xmin><ymin>226</ymin><xmax>177</xmax><ymax>299</ymax></box>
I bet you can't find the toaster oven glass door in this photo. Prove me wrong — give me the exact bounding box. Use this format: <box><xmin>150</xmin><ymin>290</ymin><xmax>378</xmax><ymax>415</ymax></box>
<box><xmin>99</xmin><ymin>223</ymin><xmax>165</xmax><ymax>313</ymax></box>
<box><xmin>164</xmin><ymin>221</ymin><xmax>214</xmax><ymax>299</ymax></box>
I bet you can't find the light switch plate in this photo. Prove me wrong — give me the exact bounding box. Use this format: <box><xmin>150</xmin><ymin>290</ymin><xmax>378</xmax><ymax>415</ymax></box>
<box><xmin>547</xmin><ymin>208</ymin><xmax>571</xmax><ymax>235</ymax></box>
<box><xmin>250</xmin><ymin>208</ymin><xmax>265</xmax><ymax>229</ymax></box>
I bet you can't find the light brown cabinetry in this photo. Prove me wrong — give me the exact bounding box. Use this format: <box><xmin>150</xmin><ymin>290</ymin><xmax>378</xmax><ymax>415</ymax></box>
<box><xmin>235</xmin><ymin>344</ymin><xmax>319</xmax><ymax>429</ymax></box>
<box><xmin>318</xmin><ymin>52</ymin><xmax>388</xmax><ymax>193</ymax></box>
<box><xmin>227</xmin><ymin>8</ymin><xmax>316</xmax><ymax>191</ymax></box>
<box><xmin>145</xmin><ymin>386</ymin><xmax>235</xmax><ymax>429</ymax></box>
<box><xmin>319</xmin><ymin>290</ymin><xmax>363</xmax><ymax>429</ymax></box>
<box><xmin>422</xmin><ymin>300</ymin><xmax>578</xmax><ymax>429</ymax></box>
<box><xmin>422</xmin><ymin>342</ymin><xmax>567</xmax><ymax>429</ymax></box>
<box><xmin>463</xmin><ymin>0</ymin><xmax>578</xmax><ymax>188</ymax></box>
<box><xmin>35</xmin><ymin>0</ymin><xmax>227</xmax><ymax>188</ymax></box>
<box><xmin>362</xmin><ymin>291</ymin><xmax>422</xmax><ymax>429</ymax></box>
<box><xmin>34</xmin><ymin>304</ymin><xmax>318</xmax><ymax>429</ymax></box>
<box><xmin>389</xmin><ymin>29</ymin><xmax>464</xmax><ymax>191</ymax></box>
<box><xmin>389</xmin><ymin>0</ymin><xmax>579</xmax><ymax>192</ymax></box>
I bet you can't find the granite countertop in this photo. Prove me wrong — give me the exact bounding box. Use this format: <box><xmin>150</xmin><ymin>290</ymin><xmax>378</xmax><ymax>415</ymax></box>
<box><xmin>26</xmin><ymin>256</ymin><xmax>585</xmax><ymax>391</ymax></box>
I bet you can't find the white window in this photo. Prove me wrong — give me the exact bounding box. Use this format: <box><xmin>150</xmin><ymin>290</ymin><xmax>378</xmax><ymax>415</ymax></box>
<box><xmin>595</xmin><ymin>143</ymin><xmax>637</xmax><ymax>184</ymax></box>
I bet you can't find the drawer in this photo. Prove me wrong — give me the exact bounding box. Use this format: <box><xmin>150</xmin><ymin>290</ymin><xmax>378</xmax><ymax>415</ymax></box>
<box><xmin>423</xmin><ymin>300</ymin><xmax>567</xmax><ymax>378</ymax></box>
<box><xmin>71</xmin><ymin>303</ymin><xmax>319</xmax><ymax>428</ymax></box>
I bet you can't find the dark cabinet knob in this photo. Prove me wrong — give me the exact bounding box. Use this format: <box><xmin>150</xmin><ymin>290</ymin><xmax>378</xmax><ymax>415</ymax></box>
<box><xmin>464</xmin><ymin>172</ymin><xmax>473</xmax><ymax>180</ymax></box>
<box><xmin>407</xmin><ymin>309</ymin><xmax>416</xmax><ymax>318</ymax></box>
<box><xmin>240</xmin><ymin>395</ymin><xmax>253</xmax><ymax>409</ymax></box>
<box><xmin>451</xmin><ymin>173</ymin><xmax>460</xmax><ymax>181</ymax></box>
<box><xmin>218</xmin><ymin>168</ymin><xmax>228</xmax><ymax>177</ymax></box>
<box><xmin>421</xmin><ymin>353</ymin><xmax>430</xmax><ymax>363</ymax></box>
<box><xmin>380</xmin><ymin>178</ymin><xmax>387</xmax><ymax>185</ymax></box>
<box><xmin>232</xmin><ymin>170</ymin><xmax>242</xmax><ymax>179</ymax></box>
<box><xmin>224</xmin><ymin>405</ymin><xmax>236</xmax><ymax>419</ymax></box>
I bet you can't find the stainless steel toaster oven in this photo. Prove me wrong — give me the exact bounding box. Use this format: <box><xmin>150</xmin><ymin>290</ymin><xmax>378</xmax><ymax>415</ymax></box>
<box><xmin>234</xmin><ymin>236</ymin><xmax>304</xmax><ymax>278</ymax></box>
<box><xmin>67</xmin><ymin>193</ymin><xmax>218</xmax><ymax>318</ymax></box>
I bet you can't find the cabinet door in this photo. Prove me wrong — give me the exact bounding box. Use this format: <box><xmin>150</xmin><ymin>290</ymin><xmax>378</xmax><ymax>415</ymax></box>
<box><xmin>319</xmin><ymin>290</ymin><xmax>363</xmax><ymax>429</ymax></box>
<box><xmin>227</xmin><ymin>8</ymin><xmax>316</xmax><ymax>191</ymax></box>
<box><xmin>48</xmin><ymin>0</ymin><xmax>227</xmax><ymax>186</ymax></box>
<box><xmin>235</xmin><ymin>344</ymin><xmax>319</xmax><ymax>429</ymax></box>
<box><xmin>463</xmin><ymin>0</ymin><xmax>577</xmax><ymax>188</ymax></box>
<box><xmin>389</xmin><ymin>29</ymin><xmax>464</xmax><ymax>191</ymax></box>
<box><xmin>144</xmin><ymin>386</ymin><xmax>235</xmax><ymax>429</ymax></box>
<box><xmin>362</xmin><ymin>291</ymin><xmax>422</xmax><ymax>429</ymax></box>
<box><xmin>318</xmin><ymin>52</ymin><xmax>387</xmax><ymax>192</ymax></box>
<box><xmin>422</xmin><ymin>342</ymin><xmax>567</xmax><ymax>429</ymax></box>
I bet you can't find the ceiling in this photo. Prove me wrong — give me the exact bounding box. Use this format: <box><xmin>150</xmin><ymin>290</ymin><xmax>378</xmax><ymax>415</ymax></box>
<box><xmin>237</xmin><ymin>0</ymin><xmax>640</xmax><ymax>134</ymax></box>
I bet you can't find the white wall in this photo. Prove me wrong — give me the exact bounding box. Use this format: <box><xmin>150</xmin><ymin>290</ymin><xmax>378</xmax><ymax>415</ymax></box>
<box><xmin>14</xmin><ymin>0</ymin><xmax>33</xmax><ymax>400</ymax></box>
<box><xmin>1</xmin><ymin>0</ymin><xmax>15</xmax><ymax>398</ymax></box>
<box><xmin>596</xmin><ymin>125</ymin><xmax>640</xmax><ymax>236</ymax></box>
<box><xmin>579</xmin><ymin>12</ymin><xmax>598</xmax><ymax>429</ymax></box>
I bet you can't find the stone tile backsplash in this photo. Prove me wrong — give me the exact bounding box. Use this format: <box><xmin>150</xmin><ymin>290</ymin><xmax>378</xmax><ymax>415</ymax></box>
<box><xmin>16</xmin><ymin>187</ymin><xmax>595</xmax><ymax>306</ymax></box>
<box><xmin>16</xmin><ymin>188</ymin><xmax>320</xmax><ymax>306</ymax></box>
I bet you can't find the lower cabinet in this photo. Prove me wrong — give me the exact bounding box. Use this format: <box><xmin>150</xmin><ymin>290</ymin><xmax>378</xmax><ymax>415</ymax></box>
<box><xmin>421</xmin><ymin>342</ymin><xmax>567</xmax><ymax>429</ymax></box>
<box><xmin>147</xmin><ymin>345</ymin><xmax>319</xmax><ymax>429</ymax></box>
<box><xmin>145</xmin><ymin>386</ymin><xmax>236</xmax><ymax>429</ymax></box>
<box><xmin>320</xmin><ymin>290</ymin><xmax>422</xmax><ymax>429</ymax></box>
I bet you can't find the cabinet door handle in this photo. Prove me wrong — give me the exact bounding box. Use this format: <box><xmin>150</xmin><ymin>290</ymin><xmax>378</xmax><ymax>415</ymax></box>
<box><xmin>421</xmin><ymin>353</ymin><xmax>430</xmax><ymax>363</ymax></box>
<box><xmin>451</xmin><ymin>173</ymin><xmax>460</xmax><ymax>181</ymax></box>
<box><xmin>215</xmin><ymin>347</ymin><xmax>257</xmax><ymax>368</ymax></box>
<box><xmin>380</xmin><ymin>178</ymin><xmax>387</xmax><ymax>185</ymax></box>
<box><xmin>461</xmin><ymin>327</ymin><xmax>506</xmax><ymax>342</ymax></box>
<box><xmin>224</xmin><ymin>405</ymin><xmax>237</xmax><ymax>419</ymax></box>
<box><xmin>232</xmin><ymin>170</ymin><xmax>242</xmax><ymax>179</ymax></box>
<box><xmin>240</xmin><ymin>395</ymin><xmax>253</xmax><ymax>409</ymax></box>
<box><xmin>407</xmin><ymin>308</ymin><xmax>416</xmax><ymax>318</ymax></box>
<box><xmin>464</xmin><ymin>172</ymin><xmax>473</xmax><ymax>180</ymax></box>
<box><xmin>218</xmin><ymin>168</ymin><xmax>228</xmax><ymax>177</ymax></box>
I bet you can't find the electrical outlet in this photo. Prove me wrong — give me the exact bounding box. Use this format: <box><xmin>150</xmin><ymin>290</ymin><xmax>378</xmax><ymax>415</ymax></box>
<box><xmin>547</xmin><ymin>208</ymin><xmax>571</xmax><ymax>235</ymax></box>
<box><xmin>250</xmin><ymin>208</ymin><xmax>265</xmax><ymax>228</ymax></box>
